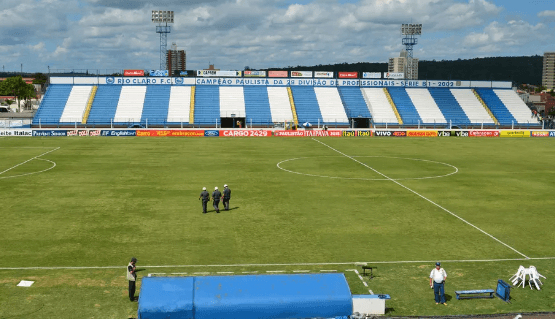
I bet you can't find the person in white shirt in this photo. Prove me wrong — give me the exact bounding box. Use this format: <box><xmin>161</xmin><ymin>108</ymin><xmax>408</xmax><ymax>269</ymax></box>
<box><xmin>429</xmin><ymin>262</ymin><xmax>447</xmax><ymax>305</ymax></box>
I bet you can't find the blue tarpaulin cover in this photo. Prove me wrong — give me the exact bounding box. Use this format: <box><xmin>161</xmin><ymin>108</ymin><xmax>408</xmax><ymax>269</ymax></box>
<box><xmin>138</xmin><ymin>273</ymin><xmax>352</xmax><ymax>319</ymax></box>
<box><xmin>138</xmin><ymin>277</ymin><xmax>194</xmax><ymax>319</ymax></box>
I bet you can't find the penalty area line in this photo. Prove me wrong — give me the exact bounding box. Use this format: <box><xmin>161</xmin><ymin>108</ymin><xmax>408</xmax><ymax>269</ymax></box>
<box><xmin>1</xmin><ymin>257</ymin><xmax>555</xmax><ymax>271</ymax></box>
<box><xmin>311</xmin><ymin>138</ymin><xmax>530</xmax><ymax>260</ymax></box>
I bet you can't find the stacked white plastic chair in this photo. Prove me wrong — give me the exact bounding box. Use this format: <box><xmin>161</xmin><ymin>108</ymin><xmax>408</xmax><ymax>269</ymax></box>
<box><xmin>509</xmin><ymin>265</ymin><xmax>546</xmax><ymax>290</ymax></box>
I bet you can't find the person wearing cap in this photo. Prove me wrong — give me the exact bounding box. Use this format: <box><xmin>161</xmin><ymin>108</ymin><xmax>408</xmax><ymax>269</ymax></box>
<box><xmin>429</xmin><ymin>262</ymin><xmax>447</xmax><ymax>305</ymax></box>
<box><xmin>222</xmin><ymin>184</ymin><xmax>231</xmax><ymax>211</ymax></box>
<box><xmin>199</xmin><ymin>187</ymin><xmax>210</xmax><ymax>214</ymax></box>
<box><xmin>212</xmin><ymin>186</ymin><xmax>222</xmax><ymax>213</ymax></box>
<box><xmin>127</xmin><ymin>257</ymin><xmax>137</xmax><ymax>301</ymax></box>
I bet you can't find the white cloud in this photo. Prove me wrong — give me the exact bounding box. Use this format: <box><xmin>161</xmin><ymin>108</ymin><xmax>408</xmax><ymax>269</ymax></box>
<box><xmin>463</xmin><ymin>20</ymin><xmax>547</xmax><ymax>50</ymax></box>
<box><xmin>0</xmin><ymin>0</ymin><xmax>551</xmax><ymax>72</ymax></box>
<box><xmin>538</xmin><ymin>10</ymin><xmax>555</xmax><ymax>20</ymax></box>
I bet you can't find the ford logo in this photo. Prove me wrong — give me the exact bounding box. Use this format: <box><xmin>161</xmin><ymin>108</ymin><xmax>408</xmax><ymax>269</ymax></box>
<box><xmin>204</xmin><ymin>130</ymin><xmax>219</xmax><ymax>137</ymax></box>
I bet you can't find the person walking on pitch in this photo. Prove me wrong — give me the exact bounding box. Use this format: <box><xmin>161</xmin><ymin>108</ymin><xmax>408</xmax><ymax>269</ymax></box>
<box><xmin>212</xmin><ymin>186</ymin><xmax>222</xmax><ymax>213</ymax></box>
<box><xmin>222</xmin><ymin>184</ymin><xmax>231</xmax><ymax>211</ymax></box>
<box><xmin>199</xmin><ymin>187</ymin><xmax>210</xmax><ymax>214</ymax></box>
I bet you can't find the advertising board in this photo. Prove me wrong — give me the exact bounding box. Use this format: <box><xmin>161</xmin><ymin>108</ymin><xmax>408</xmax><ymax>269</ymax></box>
<box><xmin>531</xmin><ymin>131</ymin><xmax>549</xmax><ymax>137</ymax></box>
<box><xmin>273</xmin><ymin>130</ymin><xmax>342</xmax><ymax>137</ymax></box>
<box><xmin>362</xmin><ymin>72</ymin><xmax>382</xmax><ymax>79</ymax></box>
<box><xmin>196</xmin><ymin>70</ymin><xmax>242</xmax><ymax>77</ymax></box>
<box><xmin>136</xmin><ymin>130</ymin><xmax>205</xmax><ymax>137</ymax></box>
<box><xmin>385</xmin><ymin>72</ymin><xmax>404</xmax><ymax>79</ymax></box>
<box><xmin>243</xmin><ymin>71</ymin><xmax>267</xmax><ymax>77</ymax></box>
<box><xmin>149</xmin><ymin>70</ymin><xmax>169</xmax><ymax>77</ymax></box>
<box><xmin>290</xmin><ymin>71</ymin><xmax>313</xmax><ymax>78</ymax></box>
<box><xmin>551</xmin><ymin>132</ymin><xmax>555</xmax><ymax>137</ymax></box>
<box><xmin>374</xmin><ymin>130</ymin><xmax>406</xmax><ymax>137</ymax></box>
<box><xmin>67</xmin><ymin>130</ymin><xmax>78</xmax><ymax>136</ymax></box>
<box><xmin>500</xmin><ymin>131</ymin><xmax>531</xmax><ymax>137</ymax></box>
<box><xmin>455</xmin><ymin>131</ymin><xmax>469</xmax><ymax>137</ymax></box>
<box><xmin>0</xmin><ymin>129</ymin><xmax>32</xmax><ymax>136</ymax></box>
<box><xmin>221</xmin><ymin>130</ymin><xmax>271</xmax><ymax>137</ymax></box>
<box><xmin>33</xmin><ymin>130</ymin><xmax>68</xmax><ymax>137</ymax></box>
<box><xmin>268</xmin><ymin>71</ymin><xmax>288</xmax><ymax>78</ymax></box>
<box><xmin>124</xmin><ymin>70</ymin><xmax>145</xmax><ymax>76</ymax></box>
<box><xmin>101</xmin><ymin>130</ymin><xmax>137</xmax><ymax>137</ymax></box>
<box><xmin>469</xmin><ymin>130</ymin><xmax>500</xmax><ymax>137</ymax></box>
<box><xmin>437</xmin><ymin>131</ymin><xmax>454</xmax><ymax>137</ymax></box>
<box><xmin>342</xmin><ymin>131</ymin><xmax>372</xmax><ymax>137</ymax></box>
<box><xmin>314</xmin><ymin>72</ymin><xmax>334</xmax><ymax>78</ymax></box>
<box><xmin>338</xmin><ymin>72</ymin><xmax>358</xmax><ymax>79</ymax></box>
<box><xmin>204</xmin><ymin>130</ymin><xmax>220</xmax><ymax>137</ymax></box>
<box><xmin>407</xmin><ymin>130</ymin><xmax>438</xmax><ymax>137</ymax></box>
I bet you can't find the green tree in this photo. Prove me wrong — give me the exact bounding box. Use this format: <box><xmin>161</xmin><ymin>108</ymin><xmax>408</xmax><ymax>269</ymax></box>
<box><xmin>0</xmin><ymin>76</ymin><xmax>36</xmax><ymax>112</ymax></box>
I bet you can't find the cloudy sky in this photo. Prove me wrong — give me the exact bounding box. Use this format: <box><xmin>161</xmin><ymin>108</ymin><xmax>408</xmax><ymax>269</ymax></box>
<box><xmin>1</xmin><ymin>0</ymin><xmax>554</xmax><ymax>73</ymax></box>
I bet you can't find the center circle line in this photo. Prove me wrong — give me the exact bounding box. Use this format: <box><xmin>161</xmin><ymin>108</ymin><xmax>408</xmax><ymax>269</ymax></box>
<box><xmin>276</xmin><ymin>156</ymin><xmax>459</xmax><ymax>181</ymax></box>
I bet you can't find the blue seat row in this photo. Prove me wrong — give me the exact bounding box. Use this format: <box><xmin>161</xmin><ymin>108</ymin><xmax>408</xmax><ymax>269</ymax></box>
<box><xmin>428</xmin><ymin>88</ymin><xmax>471</xmax><ymax>125</ymax></box>
<box><xmin>475</xmin><ymin>89</ymin><xmax>516</xmax><ymax>126</ymax></box>
<box><xmin>33</xmin><ymin>85</ymin><xmax>73</xmax><ymax>125</ymax></box>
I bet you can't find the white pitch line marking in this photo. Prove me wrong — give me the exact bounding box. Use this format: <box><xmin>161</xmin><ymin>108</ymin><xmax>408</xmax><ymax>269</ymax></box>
<box><xmin>363</xmin><ymin>282</ymin><xmax>368</xmax><ymax>287</ymax></box>
<box><xmin>368</xmin><ymin>290</ymin><xmax>374</xmax><ymax>295</ymax></box>
<box><xmin>242</xmin><ymin>271</ymin><xmax>258</xmax><ymax>274</ymax></box>
<box><xmin>0</xmin><ymin>158</ymin><xmax>57</xmax><ymax>180</ymax></box>
<box><xmin>0</xmin><ymin>147</ymin><xmax>60</xmax><ymax>176</ymax></box>
<box><xmin>217</xmin><ymin>272</ymin><xmax>234</xmax><ymax>274</ymax></box>
<box><xmin>266</xmin><ymin>270</ymin><xmax>285</xmax><ymax>273</ymax></box>
<box><xmin>320</xmin><ymin>270</ymin><xmax>337</xmax><ymax>272</ymax></box>
<box><xmin>312</xmin><ymin>138</ymin><xmax>530</xmax><ymax>260</ymax></box>
<box><xmin>170</xmin><ymin>273</ymin><xmax>188</xmax><ymax>275</ymax></box>
<box><xmin>2</xmin><ymin>257</ymin><xmax>554</xmax><ymax>271</ymax></box>
<box><xmin>193</xmin><ymin>272</ymin><xmax>210</xmax><ymax>275</ymax></box>
<box><xmin>293</xmin><ymin>270</ymin><xmax>310</xmax><ymax>273</ymax></box>
<box><xmin>277</xmin><ymin>156</ymin><xmax>459</xmax><ymax>181</ymax></box>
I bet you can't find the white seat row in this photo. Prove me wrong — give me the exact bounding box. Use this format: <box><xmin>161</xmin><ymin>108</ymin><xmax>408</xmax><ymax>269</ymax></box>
<box><xmin>406</xmin><ymin>88</ymin><xmax>446</xmax><ymax>124</ymax></box>
<box><xmin>494</xmin><ymin>90</ymin><xmax>533</xmax><ymax>124</ymax></box>
<box><xmin>59</xmin><ymin>86</ymin><xmax>93</xmax><ymax>123</ymax></box>
<box><xmin>114</xmin><ymin>86</ymin><xmax>147</xmax><ymax>122</ymax></box>
<box><xmin>167</xmin><ymin>86</ymin><xmax>192</xmax><ymax>123</ymax></box>
<box><xmin>450</xmin><ymin>89</ymin><xmax>494</xmax><ymax>124</ymax></box>
<box><xmin>220</xmin><ymin>87</ymin><xmax>246</xmax><ymax>118</ymax></box>
<box><xmin>361</xmin><ymin>88</ymin><xmax>398</xmax><ymax>124</ymax></box>
<box><xmin>267</xmin><ymin>87</ymin><xmax>293</xmax><ymax>122</ymax></box>
<box><xmin>314</xmin><ymin>87</ymin><xmax>349</xmax><ymax>123</ymax></box>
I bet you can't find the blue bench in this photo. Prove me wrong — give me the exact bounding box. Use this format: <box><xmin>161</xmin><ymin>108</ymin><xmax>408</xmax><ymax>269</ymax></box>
<box><xmin>455</xmin><ymin>289</ymin><xmax>495</xmax><ymax>300</ymax></box>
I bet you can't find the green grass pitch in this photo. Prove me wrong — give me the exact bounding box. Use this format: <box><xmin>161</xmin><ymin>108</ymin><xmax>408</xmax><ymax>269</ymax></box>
<box><xmin>0</xmin><ymin>136</ymin><xmax>554</xmax><ymax>318</ymax></box>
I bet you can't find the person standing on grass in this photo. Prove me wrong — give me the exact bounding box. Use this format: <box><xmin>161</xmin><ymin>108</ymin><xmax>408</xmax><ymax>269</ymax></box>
<box><xmin>199</xmin><ymin>187</ymin><xmax>210</xmax><ymax>214</ymax></box>
<box><xmin>222</xmin><ymin>184</ymin><xmax>231</xmax><ymax>211</ymax></box>
<box><xmin>127</xmin><ymin>257</ymin><xmax>137</xmax><ymax>302</ymax></box>
<box><xmin>429</xmin><ymin>262</ymin><xmax>447</xmax><ymax>305</ymax></box>
<box><xmin>212</xmin><ymin>186</ymin><xmax>222</xmax><ymax>213</ymax></box>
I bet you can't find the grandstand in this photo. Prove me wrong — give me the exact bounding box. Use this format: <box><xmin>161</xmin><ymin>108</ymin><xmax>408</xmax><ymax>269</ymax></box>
<box><xmin>33</xmin><ymin>77</ymin><xmax>538</xmax><ymax>128</ymax></box>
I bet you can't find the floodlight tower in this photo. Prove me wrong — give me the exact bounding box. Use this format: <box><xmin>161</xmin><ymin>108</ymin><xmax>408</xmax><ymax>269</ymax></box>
<box><xmin>401</xmin><ymin>24</ymin><xmax>422</xmax><ymax>80</ymax></box>
<box><xmin>152</xmin><ymin>10</ymin><xmax>174</xmax><ymax>70</ymax></box>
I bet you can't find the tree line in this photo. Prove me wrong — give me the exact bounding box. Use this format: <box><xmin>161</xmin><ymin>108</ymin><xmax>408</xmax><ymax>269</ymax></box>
<box><xmin>266</xmin><ymin>56</ymin><xmax>543</xmax><ymax>86</ymax></box>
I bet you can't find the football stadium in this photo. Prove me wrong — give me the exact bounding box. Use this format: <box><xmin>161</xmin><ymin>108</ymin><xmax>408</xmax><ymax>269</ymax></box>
<box><xmin>1</xmin><ymin>69</ymin><xmax>554</xmax><ymax>318</ymax></box>
<box><xmin>1</xmin><ymin>7</ymin><xmax>555</xmax><ymax>319</ymax></box>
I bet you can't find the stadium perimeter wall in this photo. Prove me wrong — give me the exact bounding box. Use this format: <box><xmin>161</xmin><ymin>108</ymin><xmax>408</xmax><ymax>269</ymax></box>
<box><xmin>50</xmin><ymin>77</ymin><xmax>513</xmax><ymax>89</ymax></box>
<box><xmin>1</xmin><ymin>128</ymin><xmax>554</xmax><ymax>138</ymax></box>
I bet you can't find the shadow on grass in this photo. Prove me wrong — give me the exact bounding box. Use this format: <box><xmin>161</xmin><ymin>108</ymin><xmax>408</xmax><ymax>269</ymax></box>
<box><xmin>207</xmin><ymin>207</ymin><xmax>239</xmax><ymax>213</ymax></box>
